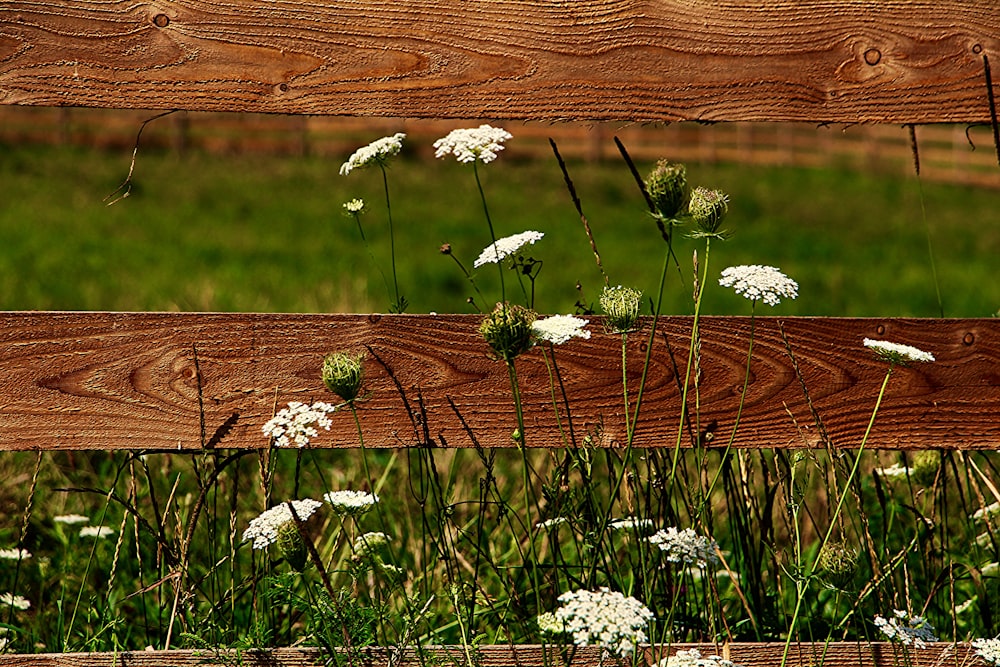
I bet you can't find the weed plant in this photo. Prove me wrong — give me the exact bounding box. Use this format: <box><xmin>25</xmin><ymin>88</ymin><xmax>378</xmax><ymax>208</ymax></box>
<box><xmin>1</xmin><ymin>128</ymin><xmax>1000</xmax><ymax>664</ymax></box>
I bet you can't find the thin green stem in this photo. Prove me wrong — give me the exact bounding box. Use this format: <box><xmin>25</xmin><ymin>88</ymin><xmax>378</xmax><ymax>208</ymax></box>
<box><xmin>380</xmin><ymin>165</ymin><xmax>404</xmax><ymax>312</ymax></box>
<box><xmin>473</xmin><ymin>162</ymin><xmax>505</xmax><ymax>306</ymax></box>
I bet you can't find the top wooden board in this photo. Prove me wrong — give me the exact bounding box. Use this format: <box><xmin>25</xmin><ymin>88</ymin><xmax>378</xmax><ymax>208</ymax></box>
<box><xmin>1</xmin><ymin>1</ymin><xmax>998</xmax><ymax>123</ymax></box>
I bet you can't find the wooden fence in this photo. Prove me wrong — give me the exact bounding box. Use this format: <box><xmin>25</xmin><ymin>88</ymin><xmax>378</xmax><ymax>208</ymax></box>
<box><xmin>2</xmin><ymin>0</ymin><xmax>1000</xmax><ymax>665</ymax></box>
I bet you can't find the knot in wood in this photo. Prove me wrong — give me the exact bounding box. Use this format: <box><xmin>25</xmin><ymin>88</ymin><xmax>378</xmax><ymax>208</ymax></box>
<box><xmin>863</xmin><ymin>48</ymin><xmax>882</xmax><ymax>66</ymax></box>
<box><xmin>152</xmin><ymin>13</ymin><xmax>170</xmax><ymax>28</ymax></box>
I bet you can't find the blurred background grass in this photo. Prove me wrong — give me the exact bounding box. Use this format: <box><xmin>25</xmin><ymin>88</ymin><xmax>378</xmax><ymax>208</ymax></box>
<box><xmin>1</xmin><ymin>128</ymin><xmax>997</xmax><ymax>317</ymax></box>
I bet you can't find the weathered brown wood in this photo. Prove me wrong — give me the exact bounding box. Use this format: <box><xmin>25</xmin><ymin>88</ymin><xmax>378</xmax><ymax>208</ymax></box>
<box><xmin>0</xmin><ymin>644</ymin><xmax>980</xmax><ymax>667</ymax></box>
<box><xmin>0</xmin><ymin>312</ymin><xmax>995</xmax><ymax>452</ymax></box>
<box><xmin>0</xmin><ymin>1</ymin><xmax>997</xmax><ymax>123</ymax></box>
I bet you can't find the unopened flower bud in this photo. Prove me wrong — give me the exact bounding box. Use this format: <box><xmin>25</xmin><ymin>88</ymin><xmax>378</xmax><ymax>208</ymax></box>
<box><xmin>322</xmin><ymin>351</ymin><xmax>365</xmax><ymax>402</ymax></box>
<box><xmin>645</xmin><ymin>160</ymin><xmax>689</xmax><ymax>222</ymax></box>
<box><xmin>600</xmin><ymin>285</ymin><xmax>643</xmax><ymax>333</ymax></box>
<box><xmin>479</xmin><ymin>302</ymin><xmax>536</xmax><ymax>362</ymax></box>
<box><xmin>277</xmin><ymin>521</ymin><xmax>309</xmax><ymax>572</ymax></box>
<box><xmin>818</xmin><ymin>541</ymin><xmax>858</xmax><ymax>590</ymax></box>
<box><xmin>688</xmin><ymin>187</ymin><xmax>730</xmax><ymax>238</ymax></box>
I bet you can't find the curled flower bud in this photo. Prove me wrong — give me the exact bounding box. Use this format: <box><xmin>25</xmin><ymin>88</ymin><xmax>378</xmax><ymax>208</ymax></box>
<box><xmin>688</xmin><ymin>187</ymin><xmax>730</xmax><ymax>238</ymax></box>
<box><xmin>480</xmin><ymin>302</ymin><xmax>536</xmax><ymax>362</ymax></box>
<box><xmin>277</xmin><ymin>521</ymin><xmax>309</xmax><ymax>572</ymax></box>
<box><xmin>322</xmin><ymin>351</ymin><xmax>365</xmax><ymax>402</ymax></box>
<box><xmin>818</xmin><ymin>541</ymin><xmax>858</xmax><ymax>590</ymax></box>
<box><xmin>600</xmin><ymin>285</ymin><xmax>643</xmax><ymax>334</ymax></box>
<box><xmin>645</xmin><ymin>160</ymin><xmax>689</xmax><ymax>223</ymax></box>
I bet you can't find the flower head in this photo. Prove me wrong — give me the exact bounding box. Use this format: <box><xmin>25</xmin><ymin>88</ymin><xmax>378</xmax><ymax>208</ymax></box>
<box><xmin>645</xmin><ymin>160</ymin><xmax>689</xmax><ymax>222</ymax></box>
<box><xmin>553</xmin><ymin>587</ymin><xmax>654</xmax><ymax>658</ymax></box>
<box><xmin>324</xmin><ymin>490</ymin><xmax>379</xmax><ymax>516</ymax></box>
<box><xmin>688</xmin><ymin>187</ymin><xmax>730</xmax><ymax>239</ymax></box>
<box><xmin>600</xmin><ymin>285</ymin><xmax>643</xmax><ymax>333</ymax></box>
<box><xmin>242</xmin><ymin>499</ymin><xmax>323</xmax><ymax>550</ymax></box>
<box><xmin>0</xmin><ymin>593</ymin><xmax>30</xmax><ymax>611</ymax></box>
<box><xmin>863</xmin><ymin>338</ymin><xmax>935</xmax><ymax>365</ymax></box>
<box><xmin>874</xmin><ymin>609</ymin><xmax>937</xmax><ymax>648</ymax></box>
<box><xmin>536</xmin><ymin>516</ymin><xmax>569</xmax><ymax>531</ymax></box>
<box><xmin>473</xmin><ymin>231</ymin><xmax>544</xmax><ymax>269</ymax></box>
<box><xmin>79</xmin><ymin>525</ymin><xmax>115</xmax><ymax>539</ymax></box>
<box><xmin>648</xmin><ymin>527</ymin><xmax>720</xmax><ymax>568</ymax></box>
<box><xmin>0</xmin><ymin>548</ymin><xmax>31</xmax><ymax>561</ymax></box>
<box><xmin>433</xmin><ymin>125</ymin><xmax>512</xmax><ymax>163</ymax></box>
<box><xmin>480</xmin><ymin>302</ymin><xmax>537</xmax><ymax>362</ymax></box>
<box><xmin>973</xmin><ymin>637</ymin><xmax>1000</xmax><ymax>665</ymax></box>
<box><xmin>353</xmin><ymin>531</ymin><xmax>391</xmax><ymax>558</ymax></box>
<box><xmin>609</xmin><ymin>517</ymin><xmax>656</xmax><ymax>534</ymax></box>
<box><xmin>340</xmin><ymin>133</ymin><xmax>405</xmax><ymax>175</ymax></box>
<box><xmin>343</xmin><ymin>198</ymin><xmax>365</xmax><ymax>214</ymax></box>
<box><xmin>658</xmin><ymin>649</ymin><xmax>741</xmax><ymax>667</ymax></box>
<box><xmin>536</xmin><ymin>611</ymin><xmax>565</xmax><ymax>636</ymax></box>
<box><xmin>817</xmin><ymin>541</ymin><xmax>858</xmax><ymax>590</ymax></box>
<box><xmin>719</xmin><ymin>265</ymin><xmax>798</xmax><ymax>306</ymax></box>
<box><xmin>532</xmin><ymin>315</ymin><xmax>590</xmax><ymax>345</ymax></box>
<box><xmin>262</xmin><ymin>401</ymin><xmax>338</xmax><ymax>448</ymax></box>
<box><xmin>53</xmin><ymin>514</ymin><xmax>89</xmax><ymax>525</ymax></box>
<box><xmin>322</xmin><ymin>352</ymin><xmax>365</xmax><ymax>402</ymax></box>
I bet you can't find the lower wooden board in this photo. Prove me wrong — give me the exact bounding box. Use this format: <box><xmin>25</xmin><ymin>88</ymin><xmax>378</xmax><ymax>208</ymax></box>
<box><xmin>0</xmin><ymin>312</ymin><xmax>997</xmax><ymax>451</ymax></box>
<box><xmin>0</xmin><ymin>644</ymin><xmax>982</xmax><ymax>667</ymax></box>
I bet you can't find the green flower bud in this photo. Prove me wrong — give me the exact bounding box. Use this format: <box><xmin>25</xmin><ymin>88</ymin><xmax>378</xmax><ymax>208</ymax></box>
<box><xmin>688</xmin><ymin>186</ymin><xmax>730</xmax><ymax>238</ymax></box>
<box><xmin>645</xmin><ymin>160</ymin><xmax>689</xmax><ymax>222</ymax></box>
<box><xmin>818</xmin><ymin>541</ymin><xmax>858</xmax><ymax>590</ymax></box>
<box><xmin>600</xmin><ymin>285</ymin><xmax>643</xmax><ymax>334</ymax></box>
<box><xmin>480</xmin><ymin>303</ymin><xmax>536</xmax><ymax>362</ymax></box>
<box><xmin>322</xmin><ymin>351</ymin><xmax>365</xmax><ymax>402</ymax></box>
<box><xmin>277</xmin><ymin>521</ymin><xmax>309</xmax><ymax>572</ymax></box>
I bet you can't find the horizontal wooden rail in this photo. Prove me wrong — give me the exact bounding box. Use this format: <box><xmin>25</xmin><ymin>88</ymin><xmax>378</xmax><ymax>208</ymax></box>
<box><xmin>0</xmin><ymin>644</ymin><xmax>980</xmax><ymax>667</ymax></box>
<box><xmin>1</xmin><ymin>312</ymin><xmax>996</xmax><ymax>452</ymax></box>
<box><xmin>0</xmin><ymin>1</ymin><xmax>997</xmax><ymax>123</ymax></box>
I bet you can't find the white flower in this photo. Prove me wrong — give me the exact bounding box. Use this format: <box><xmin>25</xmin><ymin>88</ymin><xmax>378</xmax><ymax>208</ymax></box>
<box><xmin>343</xmin><ymin>198</ymin><xmax>365</xmax><ymax>214</ymax></box>
<box><xmin>79</xmin><ymin>525</ymin><xmax>115</xmax><ymax>539</ymax></box>
<box><xmin>536</xmin><ymin>611</ymin><xmax>565</xmax><ymax>636</ymax></box>
<box><xmin>536</xmin><ymin>517</ymin><xmax>569</xmax><ymax>530</ymax></box>
<box><xmin>324</xmin><ymin>490</ymin><xmax>379</xmax><ymax>516</ymax></box>
<box><xmin>340</xmin><ymin>133</ymin><xmax>405</xmax><ymax>175</ymax></box>
<box><xmin>648</xmin><ymin>527</ymin><xmax>720</xmax><ymax>568</ymax></box>
<box><xmin>0</xmin><ymin>548</ymin><xmax>31</xmax><ymax>560</ymax></box>
<box><xmin>874</xmin><ymin>609</ymin><xmax>937</xmax><ymax>648</ymax></box>
<box><xmin>433</xmin><ymin>124</ymin><xmax>512</xmax><ymax>163</ymax></box>
<box><xmin>533</xmin><ymin>315</ymin><xmax>591</xmax><ymax>345</ymax></box>
<box><xmin>973</xmin><ymin>502</ymin><xmax>1000</xmax><ymax>521</ymax></box>
<box><xmin>242</xmin><ymin>499</ymin><xmax>323</xmax><ymax>550</ymax></box>
<box><xmin>353</xmin><ymin>531</ymin><xmax>391</xmax><ymax>556</ymax></box>
<box><xmin>973</xmin><ymin>637</ymin><xmax>1000</xmax><ymax>665</ymax></box>
<box><xmin>875</xmin><ymin>463</ymin><xmax>910</xmax><ymax>480</ymax></box>
<box><xmin>719</xmin><ymin>265</ymin><xmax>798</xmax><ymax>306</ymax></box>
<box><xmin>262</xmin><ymin>401</ymin><xmax>338</xmax><ymax>448</ymax></box>
<box><xmin>0</xmin><ymin>593</ymin><xmax>30</xmax><ymax>611</ymax></box>
<box><xmin>609</xmin><ymin>517</ymin><xmax>655</xmax><ymax>534</ymax></box>
<box><xmin>473</xmin><ymin>231</ymin><xmax>544</xmax><ymax>268</ymax></box>
<box><xmin>658</xmin><ymin>648</ymin><xmax>741</xmax><ymax>667</ymax></box>
<box><xmin>863</xmin><ymin>338</ymin><xmax>935</xmax><ymax>364</ymax></box>
<box><xmin>53</xmin><ymin>514</ymin><xmax>90</xmax><ymax>525</ymax></box>
<box><xmin>552</xmin><ymin>587</ymin><xmax>654</xmax><ymax>658</ymax></box>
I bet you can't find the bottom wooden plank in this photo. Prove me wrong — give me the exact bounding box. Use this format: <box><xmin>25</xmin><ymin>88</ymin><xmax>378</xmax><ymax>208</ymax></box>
<box><xmin>0</xmin><ymin>644</ymin><xmax>981</xmax><ymax>667</ymax></box>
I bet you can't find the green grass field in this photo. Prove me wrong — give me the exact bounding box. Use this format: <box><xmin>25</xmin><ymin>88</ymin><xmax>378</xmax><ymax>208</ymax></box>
<box><xmin>1</xmin><ymin>142</ymin><xmax>997</xmax><ymax>317</ymax></box>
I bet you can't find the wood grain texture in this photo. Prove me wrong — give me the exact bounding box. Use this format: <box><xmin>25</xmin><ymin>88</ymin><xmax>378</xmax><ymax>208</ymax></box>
<box><xmin>0</xmin><ymin>1</ymin><xmax>997</xmax><ymax>123</ymax></box>
<box><xmin>0</xmin><ymin>312</ymin><xmax>996</xmax><ymax>452</ymax></box>
<box><xmin>0</xmin><ymin>644</ymin><xmax>982</xmax><ymax>667</ymax></box>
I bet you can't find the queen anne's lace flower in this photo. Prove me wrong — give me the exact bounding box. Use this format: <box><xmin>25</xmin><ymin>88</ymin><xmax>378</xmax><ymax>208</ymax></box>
<box><xmin>242</xmin><ymin>499</ymin><xmax>323</xmax><ymax>550</ymax></box>
<box><xmin>972</xmin><ymin>502</ymin><xmax>1000</xmax><ymax>521</ymax></box>
<box><xmin>343</xmin><ymin>198</ymin><xmax>365</xmax><ymax>214</ymax></box>
<box><xmin>324</xmin><ymin>490</ymin><xmax>379</xmax><ymax>516</ymax></box>
<box><xmin>659</xmin><ymin>649</ymin><xmax>741</xmax><ymax>667</ymax></box>
<box><xmin>719</xmin><ymin>265</ymin><xmax>798</xmax><ymax>306</ymax></box>
<box><xmin>433</xmin><ymin>125</ymin><xmax>512</xmax><ymax>163</ymax></box>
<box><xmin>609</xmin><ymin>517</ymin><xmax>655</xmax><ymax>533</ymax></box>
<box><xmin>973</xmin><ymin>637</ymin><xmax>1000</xmax><ymax>665</ymax></box>
<box><xmin>262</xmin><ymin>401</ymin><xmax>338</xmax><ymax>448</ymax></box>
<box><xmin>53</xmin><ymin>514</ymin><xmax>90</xmax><ymax>525</ymax></box>
<box><xmin>79</xmin><ymin>525</ymin><xmax>115</xmax><ymax>539</ymax></box>
<box><xmin>874</xmin><ymin>609</ymin><xmax>937</xmax><ymax>648</ymax></box>
<box><xmin>533</xmin><ymin>315</ymin><xmax>590</xmax><ymax>345</ymax></box>
<box><xmin>473</xmin><ymin>231</ymin><xmax>544</xmax><ymax>268</ymax></box>
<box><xmin>875</xmin><ymin>462</ymin><xmax>910</xmax><ymax>480</ymax></box>
<box><xmin>648</xmin><ymin>527</ymin><xmax>720</xmax><ymax>567</ymax></box>
<box><xmin>552</xmin><ymin>587</ymin><xmax>654</xmax><ymax>658</ymax></box>
<box><xmin>601</xmin><ymin>285</ymin><xmax>643</xmax><ymax>333</ymax></box>
<box><xmin>0</xmin><ymin>548</ymin><xmax>30</xmax><ymax>560</ymax></box>
<box><xmin>353</xmin><ymin>531</ymin><xmax>391</xmax><ymax>556</ymax></box>
<box><xmin>340</xmin><ymin>133</ymin><xmax>405</xmax><ymax>175</ymax></box>
<box><xmin>536</xmin><ymin>517</ymin><xmax>569</xmax><ymax>530</ymax></box>
<box><xmin>863</xmin><ymin>338</ymin><xmax>935</xmax><ymax>365</ymax></box>
<box><xmin>0</xmin><ymin>593</ymin><xmax>30</xmax><ymax>611</ymax></box>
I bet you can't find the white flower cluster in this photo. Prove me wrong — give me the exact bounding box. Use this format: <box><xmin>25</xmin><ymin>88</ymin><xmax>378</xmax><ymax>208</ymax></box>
<box><xmin>973</xmin><ymin>637</ymin><xmax>1000</xmax><ymax>665</ymax></box>
<box><xmin>53</xmin><ymin>514</ymin><xmax>89</xmax><ymax>525</ymax></box>
<box><xmin>473</xmin><ymin>230</ymin><xmax>544</xmax><ymax>269</ymax></box>
<box><xmin>242</xmin><ymin>499</ymin><xmax>323</xmax><ymax>550</ymax></box>
<box><xmin>353</xmin><ymin>531</ymin><xmax>391</xmax><ymax>556</ymax></box>
<box><xmin>536</xmin><ymin>611</ymin><xmax>565</xmax><ymax>636</ymax></box>
<box><xmin>0</xmin><ymin>548</ymin><xmax>31</xmax><ymax>560</ymax></box>
<box><xmin>658</xmin><ymin>648</ymin><xmax>740</xmax><ymax>667</ymax></box>
<box><xmin>553</xmin><ymin>587</ymin><xmax>654</xmax><ymax>658</ymax></box>
<box><xmin>533</xmin><ymin>315</ymin><xmax>590</xmax><ymax>345</ymax></box>
<box><xmin>536</xmin><ymin>516</ymin><xmax>569</xmax><ymax>530</ymax></box>
<box><xmin>433</xmin><ymin>124</ymin><xmax>512</xmax><ymax>163</ymax></box>
<box><xmin>973</xmin><ymin>502</ymin><xmax>1000</xmax><ymax>521</ymax></box>
<box><xmin>648</xmin><ymin>527</ymin><xmax>720</xmax><ymax>568</ymax></box>
<box><xmin>863</xmin><ymin>338</ymin><xmax>935</xmax><ymax>364</ymax></box>
<box><xmin>324</xmin><ymin>490</ymin><xmax>379</xmax><ymax>516</ymax></box>
<box><xmin>875</xmin><ymin>462</ymin><xmax>910</xmax><ymax>480</ymax></box>
<box><xmin>874</xmin><ymin>609</ymin><xmax>937</xmax><ymax>648</ymax></box>
<box><xmin>719</xmin><ymin>265</ymin><xmax>798</xmax><ymax>306</ymax></box>
<box><xmin>80</xmin><ymin>525</ymin><xmax>115</xmax><ymax>539</ymax></box>
<box><xmin>262</xmin><ymin>401</ymin><xmax>338</xmax><ymax>448</ymax></box>
<box><xmin>0</xmin><ymin>592</ymin><xmax>30</xmax><ymax>611</ymax></box>
<box><xmin>343</xmin><ymin>198</ymin><xmax>365</xmax><ymax>214</ymax></box>
<box><xmin>340</xmin><ymin>133</ymin><xmax>406</xmax><ymax>175</ymax></box>
<box><xmin>609</xmin><ymin>517</ymin><xmax>655</xmax><ymax>533</ymax></box>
